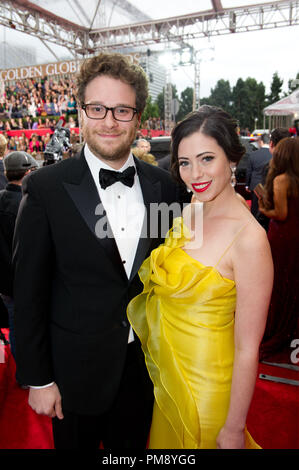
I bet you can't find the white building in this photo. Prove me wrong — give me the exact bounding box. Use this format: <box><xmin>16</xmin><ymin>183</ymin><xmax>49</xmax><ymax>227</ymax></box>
<box><xmin>140</xmin><ymin>52</ymin><xmax>166</xmax><ymax>102</ymax></box>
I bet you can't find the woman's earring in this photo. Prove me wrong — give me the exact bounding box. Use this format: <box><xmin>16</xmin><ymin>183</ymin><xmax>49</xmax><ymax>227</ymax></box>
<box><xmin>230</xmin><ymin>166</ymin><xmax>237</xmax><ymax>187</ymax></box>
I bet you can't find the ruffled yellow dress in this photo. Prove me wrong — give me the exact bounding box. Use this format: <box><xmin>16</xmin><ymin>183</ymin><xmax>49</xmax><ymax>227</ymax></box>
<box><xmin>127</xmin><ymin>217</ymin><xmax>260</xmax><ymax>449</ymax></box>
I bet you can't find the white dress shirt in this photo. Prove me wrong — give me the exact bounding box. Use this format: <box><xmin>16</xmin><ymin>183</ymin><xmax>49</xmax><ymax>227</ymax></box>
<box><xmin>85</xmin><ymin>144</ymin><xmax>145</xmax><ymax>342</ymax></box>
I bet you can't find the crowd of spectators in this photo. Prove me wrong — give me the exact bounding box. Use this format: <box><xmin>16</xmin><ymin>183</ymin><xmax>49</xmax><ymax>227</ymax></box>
<box><xmin>0</xmin><ymin>76</ymin><xmax>80</xmax><ymax>157</ymax></box>
<box><xmin>0</xmin><ymin>76</ymin><xmax>78</xmax><ymax>120</ymax></box>
<box><xmin>142</xmin><ymin>117</ymin><xmax>165</xmax><ymax>131</ymax></box>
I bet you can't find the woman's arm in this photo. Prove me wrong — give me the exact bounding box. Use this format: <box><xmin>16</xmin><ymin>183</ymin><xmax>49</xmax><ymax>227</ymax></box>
<box><xmin>258</xmin><ymin>175</ymin><xmax>289</xmax><ymax>221</ymax></box>
<box><xmin>216</xmin><ymin>225</ymin><xmax>273</xmax><ymax>449</ymax></box>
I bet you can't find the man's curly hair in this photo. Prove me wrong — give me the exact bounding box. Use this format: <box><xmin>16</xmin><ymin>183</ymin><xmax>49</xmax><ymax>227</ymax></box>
<box><xmin>75</xmin><ymin>53</ymin><xmax>148</xmax><ymax>113</ymax></box>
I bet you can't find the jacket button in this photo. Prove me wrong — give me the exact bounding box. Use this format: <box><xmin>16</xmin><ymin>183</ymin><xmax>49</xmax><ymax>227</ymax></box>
<box><xmin>121</xmin><ymin>320</ymin><xmax>128</xmax><ymax>327</ymax></box>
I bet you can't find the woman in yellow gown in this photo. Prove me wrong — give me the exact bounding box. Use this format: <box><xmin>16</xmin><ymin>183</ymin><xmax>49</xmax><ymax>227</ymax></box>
<box><xmin>127</xmin><ymin>106</ymin><xmax>274</xmax><ymax>449</ymax></box>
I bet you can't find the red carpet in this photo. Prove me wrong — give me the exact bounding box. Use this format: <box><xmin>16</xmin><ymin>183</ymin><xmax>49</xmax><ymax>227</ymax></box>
<box><xmin>0</xmin><ymin>329</ymin><xmax>298</xmax><ymax>449</ymax></box>
<box><xmin>0</xmin><ymin>330</ymin><xmax>53</xmax><ymax>449</ymax></box>
<box><xmin>247</xmin><ymin>361</ymin><xmax>298</xmax><ymax>449</ymax></box>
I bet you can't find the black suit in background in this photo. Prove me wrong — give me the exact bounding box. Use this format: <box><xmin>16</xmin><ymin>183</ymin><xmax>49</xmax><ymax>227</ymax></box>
<box><xmin>246</xmin><ymin>147</ymin><xmax>271</xmax><ymax>217</ymax></box>
<box><xmin>0</xmin><ymin>183</ymin><xmax>22</xmax><ymax>357</ymax></box>
<box><xmin>157</xmin><ymin>154</ymin><xmax>171</xmax><ymax>171</ymax></box>
<box><xmin>13</xmin><ymin>148</ymin><xmax>189</xmax><ymax>448</ymax></box>
<box><xmin>0</xmin><ymin>183</ymin><xmax>22</xmax><ymax>296</ymax></box>
<box><xmin>256</xmin><ymin>161</ymin><xmax>271</xmax><ymax>231</ymax></box>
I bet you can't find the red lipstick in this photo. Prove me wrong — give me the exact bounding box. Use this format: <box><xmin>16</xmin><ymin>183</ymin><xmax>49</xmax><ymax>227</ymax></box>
<box><xmin>191</xmin><ymin>181</ymin><xmax>212</xmax><ymax>193</ymax></box>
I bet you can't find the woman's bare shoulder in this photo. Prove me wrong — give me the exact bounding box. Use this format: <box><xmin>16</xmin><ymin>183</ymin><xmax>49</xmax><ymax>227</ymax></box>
<box><xmin>274</xmin><ymin>173</ymin><xmax>289</xmax><ymax>187</ymax></box>
<box><xmin>234</xmin><ymin>215</ymin><xmax>269</xmax><ymax>256</ymax></box>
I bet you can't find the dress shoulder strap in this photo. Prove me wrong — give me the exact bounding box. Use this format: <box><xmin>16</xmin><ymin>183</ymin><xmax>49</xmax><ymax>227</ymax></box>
<box><xmin>214</xmin><ymin>222</ymin><xmax>249</xmax><ymax>268</ymax></box>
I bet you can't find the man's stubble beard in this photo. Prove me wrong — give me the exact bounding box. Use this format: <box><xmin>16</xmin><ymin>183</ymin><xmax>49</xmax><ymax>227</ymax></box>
<box><xmin>81</xmin><ymin>120</ymin><xmax>138</xmax><ymax>163</ymax></box>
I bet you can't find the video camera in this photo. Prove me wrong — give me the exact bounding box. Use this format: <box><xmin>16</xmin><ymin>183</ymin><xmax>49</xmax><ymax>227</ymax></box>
<box><xmin>43</xmin><ymin>120</ymin><xmax>71</xmax><ymax>165</ymax></box>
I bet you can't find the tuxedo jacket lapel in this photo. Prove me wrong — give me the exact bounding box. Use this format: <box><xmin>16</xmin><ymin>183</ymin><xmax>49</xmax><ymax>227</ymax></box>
<box><xmin>62</xmin><ymin>150</ymin><xmax>128</xmax><ymax>282</ymax></box>
<box><xmin>129</xmin><ymin>158</ymin><xmax>162</xmax><ymax>282</ymax></box>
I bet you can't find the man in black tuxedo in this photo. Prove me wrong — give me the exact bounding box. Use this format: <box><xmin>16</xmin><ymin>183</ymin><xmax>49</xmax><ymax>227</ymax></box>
<box><xmin>245</xmin><ymin>133</ymin><xmax>271</xmax><ymax>217</ymax></box>
<box><xmin>13</xmin><ymin>53</ymin><xmax>188</xmax><ymax>449</ymax></box>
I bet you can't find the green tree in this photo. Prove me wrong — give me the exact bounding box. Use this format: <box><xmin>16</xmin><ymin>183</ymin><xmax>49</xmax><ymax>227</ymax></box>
<box><xmin>141</xmin><ymin>96</ymin><xmax>159</xmax><ymax>124</ymax></box>
<box><xmin>205</xmin><ymin>79</ymin><xmax>232</xmax><ymax>113</ymax></box>
<box><xmin>176</xmin><ymin>87</ymin><xmax>194</xmax><ymax>122</ymax></box>
<box><xmin>156</xmin><ymin>91</ymin><xmax>165</xmax><ymax>119</ymax></box>
<box><xmin>245</xmin><ymin>78</ymin><xmax>266</xmax><ymax>129</ymax></box>
<box><xmin>199</xmin><ymin>96</ymin><xmax>211</xmax><ymax>106</ymax></box>
<box><xmin>231</xmin><ymin>78</ymin><xmax>247</xmax><ymax>127</ymax></box>
<box><xmin>231</xmin><ymin>77</ymin><xmax>266</xmax><ymax>130</ymax></box>
<box><xmin>196</xmin><ymin>76</ymin><xmax>268</xmax><ymax>130</ymax></box>
<box><xmin>267</xmin><ymin>72</ymin><xmax>283</xmax><ymax>105</ymax></box>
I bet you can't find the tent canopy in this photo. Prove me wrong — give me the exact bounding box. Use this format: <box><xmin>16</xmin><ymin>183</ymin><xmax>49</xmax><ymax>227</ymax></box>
<box><xmin>264</xmin><ymin>89</ymin><xmax>299</xmax><ymax>116</ymax></box>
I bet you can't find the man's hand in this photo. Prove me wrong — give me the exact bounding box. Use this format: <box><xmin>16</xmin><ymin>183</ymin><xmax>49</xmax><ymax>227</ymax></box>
<box><xmin>28</xmin><ymin>383</ymin><xmax>64</xmax><ymax>419</ymax></box>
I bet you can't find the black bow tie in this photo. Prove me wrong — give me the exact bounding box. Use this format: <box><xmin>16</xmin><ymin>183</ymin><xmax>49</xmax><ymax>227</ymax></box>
<box><xmin>99</xmin><ymin>166</ymin><xmax>136</xmax><ymax>190</ymax></box>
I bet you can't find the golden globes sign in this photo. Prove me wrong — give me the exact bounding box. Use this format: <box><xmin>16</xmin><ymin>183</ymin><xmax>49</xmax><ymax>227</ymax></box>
<box><xmin>0</xmin><ymin>54</ymin><xmax>141</xmax><ymax>82</ymax></box>
<box><xmin>0</xmin><ymin>59</ymin><xmax>83</xmax><ymax>81</ymax></box>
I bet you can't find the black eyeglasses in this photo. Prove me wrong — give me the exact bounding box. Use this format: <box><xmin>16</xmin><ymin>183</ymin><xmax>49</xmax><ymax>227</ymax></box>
<box><xmin>81</xmin><ymin>104</ymin><xmax>138</xmax><ymax>122</ymax></box>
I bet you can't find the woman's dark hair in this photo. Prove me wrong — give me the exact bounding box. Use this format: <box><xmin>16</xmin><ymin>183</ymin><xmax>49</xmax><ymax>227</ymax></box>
<box><xmin>264</xmin><ymin>136</ymin><xmax>299</xmax><ymax>208</ymax></box>
<box><xmin>171</xmin><ymin>105</ymin><xmax>245</xmax><ymax>184</ymax></box>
